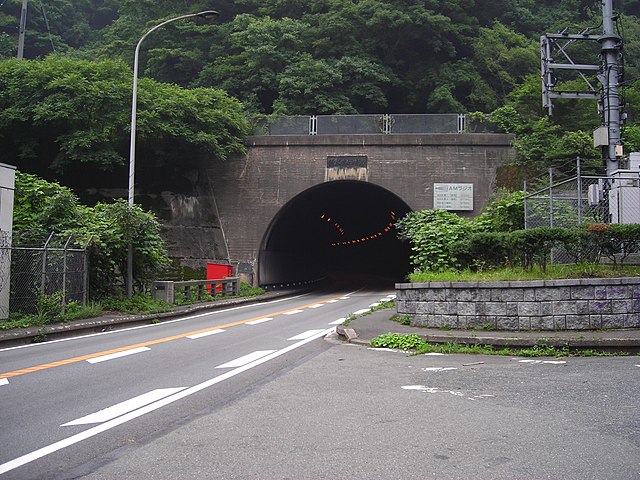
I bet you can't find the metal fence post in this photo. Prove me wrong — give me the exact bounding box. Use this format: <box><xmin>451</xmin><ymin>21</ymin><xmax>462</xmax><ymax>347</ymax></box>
<box><xmin>549</xmin><ymin>168</ymin><xmax>554</xmax><ymax>228</ymax></box>
<box><xmin>577</xmin><ymin>157</ymin><xmax>583</xmax><ymax>225</ymax></box>
<box><xmin>523</xmin><ymin>180</ymin><xmax>529</xmax><ymax>229</ymax></box>
<box><xmin>40</xmin><ymin>232</ymin><xmax>54</xmax><ymax>295</ymax></box>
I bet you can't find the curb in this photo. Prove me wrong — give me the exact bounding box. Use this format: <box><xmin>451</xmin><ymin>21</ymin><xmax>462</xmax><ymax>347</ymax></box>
<box><xmin>0</xmin><ymin>289</ymin><xmax>304</xmax><ymax>348</ymax></box>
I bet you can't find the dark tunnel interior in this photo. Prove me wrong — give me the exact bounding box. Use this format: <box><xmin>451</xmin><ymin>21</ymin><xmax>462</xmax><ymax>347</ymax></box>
<box><xmin>258</xmin><ymin>181</ymin><xmax>413</xmax><ymax>289</ymax></box>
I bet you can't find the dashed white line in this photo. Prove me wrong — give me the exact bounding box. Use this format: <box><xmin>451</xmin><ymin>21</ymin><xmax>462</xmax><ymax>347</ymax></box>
<box><xmin>284</xmin><ymin>310</ymin><xmax>303</xmax><ymax>316</ymax></box>
<box><xmin>215</xmin><ymin>350</ymin><xmax>277</xmax><ymax>369</ymax></box>
<box><xmin>422</xmin><ymin>367</ymin><xmax>458</xmax><ymax>372</ymax></box>
<box><xmin>353</xmin><ymin>309</ymin><xmax>371</xmax><ymax>315</ymax></box>
<box><xmin>288</xmin><ymin>330</ymin><xmax>326</xmax><ymax>341</ymax></box>
<box><xmin>369</xmin><ymin>303</ymin><xmax>381</xmax><ymax>307</ymax></box>
<box><xmin>308</xmin><ymin>304</ymin><xmax>324</xmax><ymax>309</ymax></box>
<box><xmin>329</xmin><ymin>318</ymin><xmax>346</xmax><ymax>325</ymax></box>
<box><xmin>86</xmin><ymin>347</ymin><xmax>150</xmax><ymax>364</ymax></box>
<box><xmin>326</xmin><ymin>300</ymin><xmax>339</xmax><ymax>304</ymax></box>
<box><xmin>246</xmin><ymin>318</ymin><xmax>273</xmax><ymax>325</ymax></box>
<box><xmin>187</xmin><ymin>329</ymin><xmax>226</xmax><ymax>339</ymax></box>
<box><xmin>0</xmin><ymin>378</ymin><xmax>8</xmax><ymax>386</ymax></box>
<box><xmin>62</xmin><ymin>388</ymin><xmax>186</xmax><ymax>426</ymax></box>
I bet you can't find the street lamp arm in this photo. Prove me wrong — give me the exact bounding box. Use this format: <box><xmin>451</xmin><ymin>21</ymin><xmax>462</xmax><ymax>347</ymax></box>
<box><xmin>127</xmin><ymin>10</ymin><xmax>219</xmax><ymax>297</ymax></box>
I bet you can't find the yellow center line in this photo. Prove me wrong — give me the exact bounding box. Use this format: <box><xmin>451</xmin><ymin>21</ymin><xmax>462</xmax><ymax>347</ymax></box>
<box><xmin>0</xmin><ymin>294</ymin><xmax>346</xmax><ymax>380</ymax></box>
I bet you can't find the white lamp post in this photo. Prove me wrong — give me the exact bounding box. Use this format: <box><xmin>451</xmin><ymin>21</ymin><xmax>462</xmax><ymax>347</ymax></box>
<box><xmin>127</xmin><ymin>10</ymin><xmax>219</xmax><ymax>297</ymax></box>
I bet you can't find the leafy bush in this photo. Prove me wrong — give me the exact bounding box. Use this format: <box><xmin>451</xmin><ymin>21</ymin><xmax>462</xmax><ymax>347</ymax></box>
<box><xmin>13</xmin><ymin>171</ymin><xmax>169</xmax><ymax>297</ymax></box>
<box><xmin>369</xmin><ymin>333</ymin><xmax>425</xmax><ymax>350</ymax></box>
<box><xmin>396</xmin><ymin>209</ymin><xmax>472</xmax><ymax>272</ymax></box>
<box><xmin>450</xmin><ymin>231</ymin><xmax>515</xmax><ymax>271</ymax></box>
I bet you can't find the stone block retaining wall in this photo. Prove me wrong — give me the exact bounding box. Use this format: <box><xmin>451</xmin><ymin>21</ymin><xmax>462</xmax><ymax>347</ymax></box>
<box><xmin>395</xmin><ymin>278</ymin><xmax>640</xmax><ymax>331</ymax></box>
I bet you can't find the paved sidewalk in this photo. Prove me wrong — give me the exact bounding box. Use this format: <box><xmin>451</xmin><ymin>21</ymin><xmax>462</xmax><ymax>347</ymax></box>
<box><xmin>339</xmin><ymin>309</ymin><xmax>640</xmax><ymax>351</ymax></box>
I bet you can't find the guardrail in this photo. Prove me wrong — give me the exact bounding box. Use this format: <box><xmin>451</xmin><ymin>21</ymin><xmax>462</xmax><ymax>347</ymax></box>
<box><xmin>250</xmin><ymin>114</ymin><xmax>497</xmax><ymax>136</ymax></box>
<box><xmin>153</xmin><ymin>277</ymin><xmax>240</xmax><ymax>304</ymax></box>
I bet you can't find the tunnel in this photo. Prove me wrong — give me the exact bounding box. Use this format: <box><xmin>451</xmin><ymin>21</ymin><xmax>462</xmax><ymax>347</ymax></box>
<box><xmin>258</xmin><ymin>181</ymin><xmax>413</xmax><ymax>289</ymax></box>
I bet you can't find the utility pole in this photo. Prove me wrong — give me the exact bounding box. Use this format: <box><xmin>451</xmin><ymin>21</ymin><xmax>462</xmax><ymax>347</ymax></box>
<box><xmin>541</xmin><ymin>0</ymin><xmax>624</xmax><ymax>175</ymax></box>
<box><xmin>17</xmin><ymin>0</ymin><xmax>28</xmax><ymax>59</ymax></box>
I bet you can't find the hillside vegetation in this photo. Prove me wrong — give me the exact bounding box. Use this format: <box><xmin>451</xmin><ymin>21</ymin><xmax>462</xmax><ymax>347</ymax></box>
<box><xmin>1</xmin><ymin>0</ymin><xmax>639</xmax><ymax>182</ymax></box>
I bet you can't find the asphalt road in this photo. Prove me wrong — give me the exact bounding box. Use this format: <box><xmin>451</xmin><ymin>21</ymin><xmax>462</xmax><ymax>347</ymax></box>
<box><xmin>1</xmin><ymin>286</ymin><xmax>639</xmax><ymax>479</ymax></box>
<box><xmin>81</xmin><ymin>344</ymin><xmax>640</xmax><ymax>480</ymax></box>
<box><xmin>0</xmin><ymin>287</ymin><xmax>394</xmax><ymax>479</ymax></box>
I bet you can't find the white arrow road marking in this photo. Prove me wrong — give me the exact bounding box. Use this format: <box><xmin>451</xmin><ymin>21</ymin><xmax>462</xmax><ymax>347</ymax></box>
<box><xmin>246</xmin><ymin>318</ymin><xmax>273</xmax><ymax>325</ymax></box>
<box><xmin>215</xmin><ymin>350</ymin><xmax>277</xmax><ymax>369</ymax></box>
<box><xmin>0</xmin><ymin>327</ymin><xmax>335</xmax><ymax>476</ymax></box>
<box><xmin>187</xmin><ymin>329</ymin><xmax>226</xmax><ymax>339</ymax></box>
<box><xmin>288</xmin><ymin>330</ymin><xmax>326</xmax><ymax>341</ymax></box>
<box><xmin>86</xmin><ymin>347</ymin><xmax>150</xmax><ymax>364</ymax></box>
<box><xmin>0</xmin><ymin>378</ymin><xmax>8</xmax><ymax>386</ymax></box>
<box><xmin>284</xmin><ymin>310</ymin><xmax>303</xmax><ymax>315</ymax></box>
<box><xmin>519</xmin><ymin>360</ymin><xmax>567</xmax><ymax>365</ymax></box>
<box><xmin>329</xmin><ymin>318</ymin><xmax>346</xmax><ymax>325</ymax></box>
<box><xmin>62</xmin><ymin>388</ymin><xmax>186</xmax><ymax>426</ymax></box>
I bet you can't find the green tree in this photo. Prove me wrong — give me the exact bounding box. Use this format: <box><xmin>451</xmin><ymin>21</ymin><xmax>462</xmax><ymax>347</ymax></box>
<box><xmin>13</xmin><ymin>170</ymin><xmax>169</xmax><ymax>296</ymax></box>
<box><xmin>0</xmin><ymin>56</ymin><xmax>249</xmax><ymax>181</ymax></box>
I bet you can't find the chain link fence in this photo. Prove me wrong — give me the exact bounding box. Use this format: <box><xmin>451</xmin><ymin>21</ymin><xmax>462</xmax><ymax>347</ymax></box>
<box><xmin>524</xmin><ymin>160</ymin><xmax>640</xmax><ymax>263</ymax></box>
<box><xmin>7</xmin><ymin>233</ymin><xmax>89</xmax><ymax>315</ymax></box>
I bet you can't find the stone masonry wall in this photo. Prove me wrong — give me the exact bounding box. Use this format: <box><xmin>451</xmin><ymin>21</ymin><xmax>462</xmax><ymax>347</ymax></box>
<box><xmin>396</xmin><ymin>278</ymin><xmax>640</xmax><ymax>331</ymax></box>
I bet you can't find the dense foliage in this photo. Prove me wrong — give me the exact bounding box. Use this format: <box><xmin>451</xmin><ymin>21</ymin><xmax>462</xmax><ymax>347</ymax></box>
<box><xmin>14</xmin><ymin>171</ymin><xmax>169</xmax><ymax>295</ymax></box>
<box><xmin>1</xmin><ymin>1</ymin><xmax>640</xmax><ymax>180</ymax></box>
<box><xmin>0</xmin><ymin>56</ymin><xmax>249</xmax><ymax>183</ymax></box>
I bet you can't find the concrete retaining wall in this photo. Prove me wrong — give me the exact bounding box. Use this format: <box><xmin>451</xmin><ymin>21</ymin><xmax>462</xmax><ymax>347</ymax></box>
<box><xmin>396</xmin><ymin>278</ymin><xmax>640</xmax><ymax>331</ymax></box>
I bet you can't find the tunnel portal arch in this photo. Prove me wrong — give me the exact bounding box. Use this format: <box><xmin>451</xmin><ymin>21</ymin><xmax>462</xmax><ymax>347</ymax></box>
<box><xmin>258</xmin><ymin>180</ymin><xmax>413</xmax><ymax>288</ymax></box>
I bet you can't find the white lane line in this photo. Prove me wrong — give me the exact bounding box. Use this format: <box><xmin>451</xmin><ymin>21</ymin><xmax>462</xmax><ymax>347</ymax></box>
<box><xmin>422</xmin><ymin>367</ymin><xmax>458</xmax><ymax>372</ymax></box>
<box><xmin>215</xmin><ymin>350</ymin><xmax>277</xmax><ymax>369</ymax></box>
<box><xmin>284</xmin><ymin>310</ymin><xmax>303</xmax><ymax>315</ymax></box>
<box><xmin>353</xmin><ymin>309</ymin><xmax>370</xmax><ymax>315</ymax></box>
<box><xmin>386</xmin><ymin>294</ymin><xmax>396</xmax><ymax>299</ymax></box>
<box><xmin>0</xmin><ymin>327</ymin><xmax>335</xmax><ymax>476</ymax></box>
<box><xmin>246</xmin><ymin>318</ymin><xmax>273</xmax><ymax>325</ymax></box>
<box><xmin>288</xmin><ymin>330</ymin><xmax>326</xmax><ymax>341</ymax></box>
<box><xmin>0</xmin><ymin>293</ymin><xmax>310</xmax><ymax>353</ymax></box>
<box><xmin>329</xmin><ymin>318</ymin><xmax>346</xmax><ymax>325</ymax></box>
<box><xmin>340</xmin><ymin>296</ymin><xmax>350</xmax><ymax>300</ymax></box>
<box><xmin>369</xmin><ymin>303</ymin><xmax>381</xmax><ymax>307</ymax></box>
<box><xmin>187</xmin><ymin>329</ymin><xmax>225</xmax><ymax>339</ymax></box>
<box><xmin>326</xmin><ymin>300</ymin><xmax>339</xmax><ymax>304</ymax></box>
<box><xmin>308</xmin><ymin>304</ymin><xmax>324</xmax><ymax>309</ymax></box>
<box><xmin>0</xmin><ymin>378</ymin><xmax>8</xmax><ymax>386</ymax></box>
<box><xmin>86</xmin><ymin>347</ymin><xmax>150</xmax><ymax>364</ymax></box>
<box><xmin>62</xmin><ymin>388</ymin><xmax>186</xmax><ymax>426</ymax></box>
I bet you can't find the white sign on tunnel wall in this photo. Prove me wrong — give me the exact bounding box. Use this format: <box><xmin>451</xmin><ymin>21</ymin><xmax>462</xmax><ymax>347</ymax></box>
<box><xmin>433</xmin><ymin>183</ymin><xmax>473</xmax><ymax>211</ymax></box>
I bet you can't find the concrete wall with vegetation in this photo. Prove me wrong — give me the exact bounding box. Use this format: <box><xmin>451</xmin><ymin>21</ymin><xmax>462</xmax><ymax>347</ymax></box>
<box><xmin>396</xmin><ymin>278</ymin><xmax>640</xmax><ymax>331</ymax></box>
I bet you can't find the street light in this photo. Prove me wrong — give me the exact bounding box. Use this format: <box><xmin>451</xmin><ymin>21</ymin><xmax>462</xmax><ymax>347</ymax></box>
<box><xmin>127</xmin><ymin>10</ymin><xmax>219</xmax><ymax>297</ymax></box>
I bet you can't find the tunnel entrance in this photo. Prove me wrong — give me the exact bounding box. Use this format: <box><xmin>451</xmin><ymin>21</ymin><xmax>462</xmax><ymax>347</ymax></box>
<box><xmin>258</xmin><ymin>181</ymin><xmax>412</xmax><ymax>289</ymax></box>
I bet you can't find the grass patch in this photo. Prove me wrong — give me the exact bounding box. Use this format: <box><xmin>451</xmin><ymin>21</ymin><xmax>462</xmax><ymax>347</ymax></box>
<box><xmin>408</xmin><ymin>264</ymin><xmax>640</xmax><ymax>283</ymax></box>
<box><xmin>390</xmin><ymin>314</ymin><xmax>411</xmax><ymax>325</ymax></box>
<box><xmin>0</xmin><ymin>282</ymin><xmax>267</xmax><ymax>331</ymax></box>
<box><xmin>369</xmin><ymin>333</ymin><xmax>628</xmax><ymax>357</ymax></box>
<box><xmin>343</xmin><ymin>299</ymin><xmax>395</xmax><ymax>326</ymax></box>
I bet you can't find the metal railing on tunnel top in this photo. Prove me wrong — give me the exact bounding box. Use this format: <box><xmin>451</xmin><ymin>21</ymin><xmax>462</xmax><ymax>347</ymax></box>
<box><xmin>250</xmin><ymin>114</ymin><xmax>498</xmax><ymax>136</ymax></box>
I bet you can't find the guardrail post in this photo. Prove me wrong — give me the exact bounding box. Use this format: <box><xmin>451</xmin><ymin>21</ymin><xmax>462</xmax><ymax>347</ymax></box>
<box><xmin>153</xmin><ymin>281</ymin><xmax>175</xmax><ymax>303</ymax></box>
